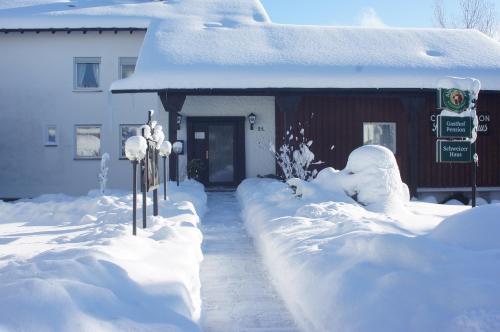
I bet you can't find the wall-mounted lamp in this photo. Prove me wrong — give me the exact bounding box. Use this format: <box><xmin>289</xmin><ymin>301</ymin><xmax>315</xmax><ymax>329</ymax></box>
<box><xmin>248</xmin><ymin>113</ymin><xmax>257</xmax><ymax>130</ymax></box>
<box><xmin>176</xmin><ymin>113</ymin><xmax>183</xmax><ymax>130</ymax></box>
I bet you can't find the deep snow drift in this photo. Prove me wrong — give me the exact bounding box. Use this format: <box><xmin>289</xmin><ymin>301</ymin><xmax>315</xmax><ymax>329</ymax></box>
<box><xmin>0</xmin><ymin>181</ymin><xmax>206</xmax><ymax>332</ymax></box>
<box><xmin>238</xmin><ymin>147</ymin><xmax>500</xmax><ymax>332</ymax></box>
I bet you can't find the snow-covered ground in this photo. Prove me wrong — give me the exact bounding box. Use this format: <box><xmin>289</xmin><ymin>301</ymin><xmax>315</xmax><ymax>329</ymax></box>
<box><xmin>0</xmin><ymin>181</ymin><xmax>206</xmax><ymax>332</ymax></box>
<box><xmin>238</xmin><ymin>178</ymin><xmax>500</xmax><ymax>332</ymax></box>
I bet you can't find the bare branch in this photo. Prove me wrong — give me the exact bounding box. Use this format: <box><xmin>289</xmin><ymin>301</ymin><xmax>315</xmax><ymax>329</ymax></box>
<box><xmin>459</xmin><ymin>0</ymin><xmax>497</xmax><ymax>36</ymax></box>
<box><xmin>433</xmin><ymin>0</ymin><xmax>448</xmax><ymax>28</ymax></box>
<box><xmin>433</xmin><ymin>0</ymin><xmax>497</xmax><ymax>37</ymax></box>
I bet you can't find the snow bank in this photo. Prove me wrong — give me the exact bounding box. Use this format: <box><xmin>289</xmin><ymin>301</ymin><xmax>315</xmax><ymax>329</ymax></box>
<box><xmin>238</xmin><ymin>178</ymin><xmax>500</xmax><ymax>332</ymax></box>
<box><xmin>0</xmin><ymin>180</ymin><xmax>206</xmax><ymax>332</ymax></box>
<box><xmin>430</xmin><ymin>204</ymin><xmax>500</xmax><ymax>250</ymax></box>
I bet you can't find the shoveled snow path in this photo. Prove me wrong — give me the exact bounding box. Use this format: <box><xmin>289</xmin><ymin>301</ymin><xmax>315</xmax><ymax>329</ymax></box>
<box><xmin>200</xmin><ymin>192</ymin><xmax>298</xmax><ymax>332</ymax></box>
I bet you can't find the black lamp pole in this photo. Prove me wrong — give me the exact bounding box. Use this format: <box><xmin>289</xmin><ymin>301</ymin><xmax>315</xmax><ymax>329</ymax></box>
<box><xmin>163</xmin><ymin>156</ymin><xmax>167</xmax><ymax>200</ymax></box>
<box><xmin>141</xmin><ymin>127</ymin><xmax>147</xmax><ymax>229</ymax></box>
<box><xmin>176</xmin><ymin>153</ymin><xmax>180</xmax><ymax>187</ymax></box>
<box><xmin>132</xmin><ymin>160</ymin><xmax>137</xmax><ymax>236</ymax></box>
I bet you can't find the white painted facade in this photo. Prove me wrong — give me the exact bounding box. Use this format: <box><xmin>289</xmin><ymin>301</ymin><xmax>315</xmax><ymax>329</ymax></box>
<box><xmin>0</xmin><ymin>31</ymin><xmax>161</xmax><ymax>197</ymax></box>
<box><xmin>0</xmin><ymin>31</ymin><xmax>276</xmax><ymax>198</ymax></box>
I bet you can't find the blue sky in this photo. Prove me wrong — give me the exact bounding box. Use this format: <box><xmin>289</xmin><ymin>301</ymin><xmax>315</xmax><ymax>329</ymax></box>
<box><xmin>259</xmin><ymin>0</ymin><xmax>462</xmax><ymax>28</ymax></box>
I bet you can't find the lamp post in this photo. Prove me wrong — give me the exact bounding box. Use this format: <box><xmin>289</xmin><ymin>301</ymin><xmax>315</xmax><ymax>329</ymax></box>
<box><xmin>159</xmin><ymin>141</ymin><xmax>172</xmax><ymax>200</ymax></box>
<box><xmin>172</xmin><ymin>141</ymin><xmax>183</xmax><ymax>186</ymax></box>
<box><xmin>124</xmin><ymin>135</ymin><xmax>147</xmax><ymax>236</ymax></box>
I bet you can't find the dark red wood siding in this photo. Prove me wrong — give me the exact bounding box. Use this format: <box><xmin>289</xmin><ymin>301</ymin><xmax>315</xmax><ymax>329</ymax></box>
<box><xmin>276</xmin><ymin>91</ymin><xmax>500</xmax><ymax>191</ymax></box>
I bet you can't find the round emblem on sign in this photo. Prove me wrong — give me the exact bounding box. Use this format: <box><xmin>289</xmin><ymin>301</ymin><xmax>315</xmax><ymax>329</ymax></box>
<box><xmin>442</xmin><ymin>88</ymin><xmax>470</xmax><ymax>113</ymax></box>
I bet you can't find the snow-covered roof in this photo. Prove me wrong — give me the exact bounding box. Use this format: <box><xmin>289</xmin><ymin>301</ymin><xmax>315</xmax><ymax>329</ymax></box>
<box><xmin>2</xmin><ymin>1</ymin><xmax>500</xmax><ymax>91</ymax></box>
<box><xmin>111</xmin><ymin>18</ymin><xmax>500</xmax><ymax>91</ymax></box>
<box><xmin>0</xmin><ymin>0</ymin><xmax>269</xmax><ymax>29</ymax></box>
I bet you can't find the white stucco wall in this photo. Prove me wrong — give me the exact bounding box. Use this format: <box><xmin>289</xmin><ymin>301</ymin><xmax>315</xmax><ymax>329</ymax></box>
<box><xmin>0</xmin><ymin>33</ymin><xmax>276</xmax><ymax>198</ymax></box>
<box><xmin>176</xmin><ymin>96</ymin><xmax>276</xmax><ymax>181</ymax></box>
<box><xmin>0</xmin><ymin>31</ymin><xmax>163</xmax><ymax>197</ymax></box>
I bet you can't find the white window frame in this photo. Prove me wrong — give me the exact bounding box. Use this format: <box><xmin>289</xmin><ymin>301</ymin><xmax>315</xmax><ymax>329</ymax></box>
<box><xmin>44</xmin><ymin>124</ymin><xmax>58</xmax><ymax>146</ymax></box>
<box><xmin>74</xmin><ymin>124</ymin><xmax>102</xmax><ymax>160</ymax></box>
<box><xmin>119</xmin><ymin>57</ymin><xmax>137</xmax><ymax>79</ymax></box>
<box><xmin>119</xmin><ymin>124</ymin><xmax>142</xmax><ymax>159</ymax></box>
<box><xmin>73</xmin><ymin>57</ymin><xmax>101</xmax><ymax>91</ymax></box>
<box><xmin>363</xmin><ymin>122</ymin><xmax>397</xmax><ymax>154</ymax></box>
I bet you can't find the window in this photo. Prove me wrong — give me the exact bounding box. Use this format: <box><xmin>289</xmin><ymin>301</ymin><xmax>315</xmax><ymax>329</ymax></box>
<box><xmin>75</xmin><ymin>125</ymin><xmax>101</xmax><ymax>159</ymax></box>
<box><xmin>119</xmin><ymin>57</ymin><xmax>137</xmax><ymax>79</ymax></box>
<box><xmin>44</xmin><ymin>124</ymin><xmax>58</xmax><ymax>146</ymax></box>
<box><xmin>119</xmin><ymin>124</ymin><xmax>142</xmax><ymax>159</ymax></box>
<box><xmin>74</xmin><ymin>57</ymin><xmax>100</xmax><ymax>89</ymax></box>
<box><xmin>363</xmin><ymin>122</ymin><xmax>396</xmax><ymax>153</ymax></box>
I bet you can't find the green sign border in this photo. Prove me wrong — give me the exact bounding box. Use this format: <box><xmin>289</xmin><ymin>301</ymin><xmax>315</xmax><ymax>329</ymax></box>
<box><xmin>438</xmin><ymin>88</ymin><xmax>470</xmax><ymax>113</ymax></box>
<box><xmin>436</xmin><ymin>140</ymin><xmax>473</xmax><ymax>163</ymax></box>
<box><xmin>436</xmin><ymin>115</ymin><xmax>473</xmax><ymax>138</ymax></box>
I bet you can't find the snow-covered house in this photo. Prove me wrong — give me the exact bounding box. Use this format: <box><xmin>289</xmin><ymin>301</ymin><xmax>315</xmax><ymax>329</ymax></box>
<box><xmin>1</xmin><ymin>0</ymin><xmax>500</xmax><ymax>198</ymax></box>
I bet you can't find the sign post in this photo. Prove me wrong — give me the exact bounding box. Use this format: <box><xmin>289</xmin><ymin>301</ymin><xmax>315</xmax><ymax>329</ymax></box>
<box><xmin>436</xmin><ymin>78</ymin><xmax>480</xmax><ymax>208</ymax></box>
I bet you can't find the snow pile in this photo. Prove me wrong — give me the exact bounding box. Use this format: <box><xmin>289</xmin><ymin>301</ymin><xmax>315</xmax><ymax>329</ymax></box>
<box><xmin>289</xmin><ymin>145</ymin><xmax>409</xmax><ymax>214</ymax></box>
<box><xmin>0</xmin><ymin>180</ymin><xmax>206</xmax><ymax>332</ymax></box>
<box><xmin>237</xmin><ymin>179</ymin><xmax>500</xmax><ymax>332</ymax></box>
<box><xmin>429</xmin><ymin>204</ymin><xmax>500</xmax><ymax>250</ymax></box>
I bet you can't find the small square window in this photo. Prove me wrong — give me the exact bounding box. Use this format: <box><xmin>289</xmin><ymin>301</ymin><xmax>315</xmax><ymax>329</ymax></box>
<box><xmin>75</xmin><ymin>125</ymin><xmax>101</xmax><ymax>159</ymax></box>
<box><xmin>363</xmin><ymin>122</ymin><xmax>397</xmax><ymax>153</ymax></box>
<box><xmin>44</xmin><ymin>125</ymin><xmax>58</xmax><ymax>146</ymax></box>
<box><xmin>119</xmin><ymin>57</ymin><xmax>137</xmax><ymax>79</ymax></box>
<box><xmin>74</xmin><ymin>57</ymin><xmax>100</xmax><ymax>89</ymax></box>
<box><xmin>119</xmin><ymin>124</ymin><xmax>142</xmax><ymax>159</ymax></box>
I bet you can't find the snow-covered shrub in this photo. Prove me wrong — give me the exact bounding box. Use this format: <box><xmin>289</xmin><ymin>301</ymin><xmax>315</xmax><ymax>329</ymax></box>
<box><xmin>288</xmin><ymin>145</ymin><xmax>409</xmax><ymax>213</ymax></box>
<box><xmin>341</xmin><ymin>145</ymin><xmax>409</xmax><ymax>210</ymax></box>
<box><xmin>271</xmin><ymin>125</ymin><xmax>320</xmax><ymax>181</ymax></box>
<box><xmin>98</xmin><ymin>153</ymin><xmax>110</xmax><ymax>195</ymax></box>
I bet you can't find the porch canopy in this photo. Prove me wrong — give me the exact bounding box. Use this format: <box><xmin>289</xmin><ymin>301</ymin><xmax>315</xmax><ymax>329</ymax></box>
<box><xmin>110</xmin><ymin>2</ymin><xmax>500</xmax><ymax>94</ymax></box>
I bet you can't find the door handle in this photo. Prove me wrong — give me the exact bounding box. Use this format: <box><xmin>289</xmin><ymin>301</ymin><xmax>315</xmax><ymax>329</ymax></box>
<box><xmin>205</xmin><ymin>150</ymin><xmax>209</xmax><ymax>160</ymax></box>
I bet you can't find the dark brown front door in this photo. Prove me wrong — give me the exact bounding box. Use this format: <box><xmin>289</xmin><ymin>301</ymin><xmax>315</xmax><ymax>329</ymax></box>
<box><xmin>187</xmin><ymin>117</ymin><xmax>245</xmax><ymax>187</ymax></box>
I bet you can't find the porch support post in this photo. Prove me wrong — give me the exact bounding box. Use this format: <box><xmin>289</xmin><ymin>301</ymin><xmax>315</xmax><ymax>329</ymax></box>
<box><xmin>400</xmin><ymin>95</ymin><xmax>426</xmax><ymax>198</ymax></box>
<box><xmin>159</xmin><ymin>91</ymin><xmax>186</xmax><ymax>181</ymax></box>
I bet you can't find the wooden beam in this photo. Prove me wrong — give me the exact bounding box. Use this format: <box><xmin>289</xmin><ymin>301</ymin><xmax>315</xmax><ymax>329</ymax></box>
<box><xmin>159</xmin><ymin>92</ymin><xmax>186</xmax><ymax>181</ymax></box>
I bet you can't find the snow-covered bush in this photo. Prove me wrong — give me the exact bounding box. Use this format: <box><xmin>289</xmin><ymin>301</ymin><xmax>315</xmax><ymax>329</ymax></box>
<box><xmin>98</xmin><ymin>153</ymin><xmax>110</xmax><ymax>195</ymax></box>
<box><xmin>288</xmin><ymin>145</ymin><xmax>409</xmax><ymax>213</ymax></box>
<box><xmin>271</xmin><ymin>125</ymin><xmax>320</xmax><ymax>181</ymax></box>
<box><xmin>341</xmin><ymin>145</ymin><xmax>409</xmax><ymax>211</ymax></box>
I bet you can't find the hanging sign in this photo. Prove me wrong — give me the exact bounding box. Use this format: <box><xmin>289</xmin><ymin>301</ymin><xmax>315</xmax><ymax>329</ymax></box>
<box><xmin>436</xmin><ymin>140</ymin><xmax>473</xmax><ymax>163</ymax></box>
<box><xmin>437</xmin><ymin>88</ymin><xmax>470</xmax><ymax>113</ymax></box>
<box><xmin>436</xmin><ymin>116</ymin><xmax>473</xmax><ymax>138</ymax></box>
<box><xmin>430</xmin><ymin>112</ymin><xmax>490</xmax><ymax>135</ymax></box>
